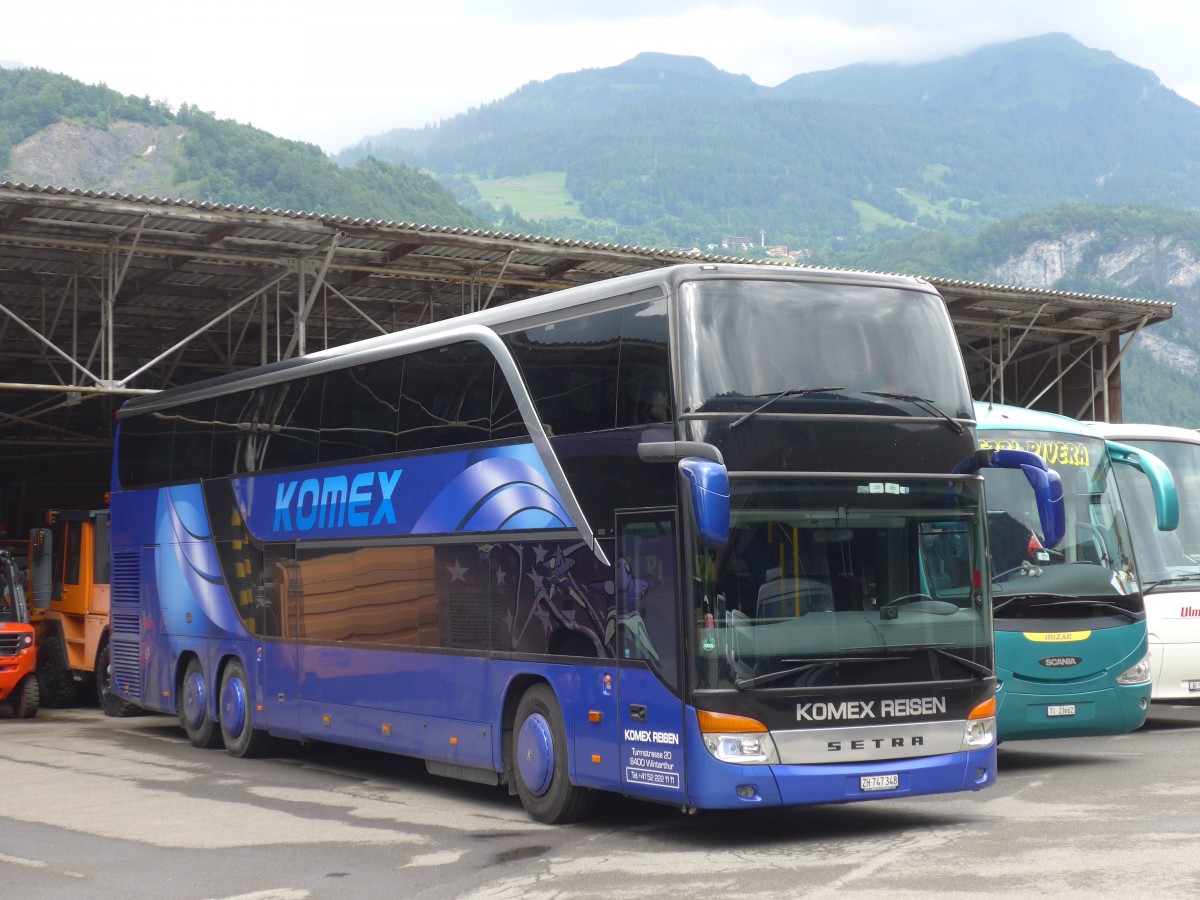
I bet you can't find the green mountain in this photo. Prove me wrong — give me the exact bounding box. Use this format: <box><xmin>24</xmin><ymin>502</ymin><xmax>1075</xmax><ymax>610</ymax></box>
<box><xmin>3</xmin><ymin>47</ymin><xmax>1199</xmax><ymax>425</ymax></box>
<box><xmin>339</xmin><ymin>34</ymin><xmax>1200</xmax><ymax>252</ymax></box>
<box><xmin>0</xmin><ymin>65</ymin><xmax>481</xmax><ymax>227</ymax></box>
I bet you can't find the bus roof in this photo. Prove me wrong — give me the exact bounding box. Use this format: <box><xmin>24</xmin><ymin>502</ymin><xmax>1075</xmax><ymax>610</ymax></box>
<box><xmin>1088</xmin><ymin>422</ymin><xmax>1200</xmax><ymax>445</ymax></box>
<box><xmin>119</xmin><ymin>263</ymin><xmax>940</xmax><ymax>418</ymax></box>
<box><xmin>974</xmin><ymin>401</ymin><xmax>1103</xmax><ymax>438</ymax></box>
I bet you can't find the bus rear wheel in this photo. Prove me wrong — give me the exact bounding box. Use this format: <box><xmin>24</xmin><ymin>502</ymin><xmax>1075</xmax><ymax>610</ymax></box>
<box><xmin>96</xmin><ymin>640</ymin><xmax>138</xmax><ymax>717</ymax></box>
<box><xmin>511</xmin><ymin>684</ymin><xmax>594</xmax><ymax>824</ymax></box>
<box><xmin>219</xmin><ymin>658</ymin><xmax>273</xmax><ymax>758</ymax></box>
<box><xmin>178</xmin><ymin>657</ymin><xmax>222</xmax><ymax>749</ymax></box>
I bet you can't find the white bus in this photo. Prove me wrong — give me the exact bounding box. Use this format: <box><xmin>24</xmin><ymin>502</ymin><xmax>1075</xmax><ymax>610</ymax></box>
<box><xmin>1090</xmin><ymin>423</ymin><xmax>1200</xmax><ymax>701</ymax></box>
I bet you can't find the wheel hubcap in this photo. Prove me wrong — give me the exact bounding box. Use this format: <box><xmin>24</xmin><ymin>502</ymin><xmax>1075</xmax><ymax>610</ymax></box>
<box><xmin>516</xmin><ymin>712</ymin><xmax>554</xmax><ymax>796</ymax></box>
<box><xmin>182</xmin><ymin>671</ymin><xmax>206</xmax><ymax>730</ymax></box>
<box><xmin>221</xmin><ymin>675</ymin><xmax>247</xmax><ymax>738</ymax></box>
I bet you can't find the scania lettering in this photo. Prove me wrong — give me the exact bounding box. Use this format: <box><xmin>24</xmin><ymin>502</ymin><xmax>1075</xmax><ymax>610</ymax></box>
<box><xmin>976</xmin><ymin>403</ymin><xmax>1175</xmax><ymax>739</ymax></box>
<box><xmin>1090</xmin><ymin>423</ymin><xmax>1200</xmax><ymax>700</ymax></box>
<box><xmin>110</xmin><ymin>264</ymin><xmax>1060</xmax><ymax>823</ymax></box>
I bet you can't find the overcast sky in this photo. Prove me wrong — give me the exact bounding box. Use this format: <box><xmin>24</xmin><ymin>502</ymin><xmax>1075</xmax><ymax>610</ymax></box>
<box><xmin>6</xmin><ymin>1</ymin><xmax>1200</xmax><ymax>154</ymax></box>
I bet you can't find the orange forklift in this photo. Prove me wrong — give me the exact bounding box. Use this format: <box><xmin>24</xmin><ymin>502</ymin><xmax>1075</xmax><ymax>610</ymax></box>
<box><xmin>0</xmin><ymin>548</ymin><xmax>38</xmax><ymax>718</ymax></box>
<box><xmin>28</xmin><ymin>508</ymin><xmax>134</xmax><ymax>716</ymax></box>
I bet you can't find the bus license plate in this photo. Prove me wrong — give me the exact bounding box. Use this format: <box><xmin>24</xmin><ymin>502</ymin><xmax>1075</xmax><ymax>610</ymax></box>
<box><xmin>1047</xmin><ymin>704</ymin><xmax>1076</xmax><ymax>717</ymax></box>
<box><xmin>860</xmin><ymin>774</ymin><xmax>899</xmax><ymax>792</ymax></box>
<box><xmin>1188</xmin><ymin>681</ymin><xmax>1200</xmax><ymax>692</ymax></box>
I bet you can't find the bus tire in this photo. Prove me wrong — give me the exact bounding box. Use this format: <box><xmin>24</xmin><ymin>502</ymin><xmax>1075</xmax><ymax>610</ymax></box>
<box><xmin>178</xmin><ymin>657</ymin><xmax>222</xmax><ymax>749</ymax></box>
<box><xmin>37</xmin><ymin>633</ymin><xmax>78</xmax><ymax>708</ymax></box>
<box><xmin>511</xmin><ymin>683</ymin><xmax>595</xmax><ymax>824</ymax></box>
<box><xmin>14</xmin><ymin>676</ymin><xmax>39</xmax><ymax>719</ymax></box>
<box><xmin>96</xmin><ymin>640</ymin><xmax>139</xmax><ymax>718</ymax></box>
<box><xmin>219</xmin><ymin>658</ymin><xmax>273</xmax><ymax>759</ymax></box>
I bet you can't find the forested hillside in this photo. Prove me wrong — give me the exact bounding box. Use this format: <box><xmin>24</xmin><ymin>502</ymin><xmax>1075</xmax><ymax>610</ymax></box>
<box><xmin>340</xmin><ymin>35</ymin><xmax>1200</xmax><ymax>254</ymax></box>
<box><xmin>3</xmin><ymin>47</ymin><xmax>1199</xmax><ymax>425</ymax></box>
<box><xmin>0</xmin><ymin>66</ymin><xmax>481</xmax><ymax>227</ymax></box>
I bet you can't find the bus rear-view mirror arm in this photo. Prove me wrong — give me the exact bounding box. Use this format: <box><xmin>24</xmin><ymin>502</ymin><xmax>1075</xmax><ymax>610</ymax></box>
<box><xmin>639</xmin><ymin>441</ymin><xmax>729</xmax><ymax>548</ymax></box>
<box><xmin>1106</xmin><ymin>440</ymin><xmax>1179</xmax><ymax>531</ymax></box>
<box><xmin>956</xmin><ymin>448</ymin><xmax>1066</xmax><ymax>548</ymax></box>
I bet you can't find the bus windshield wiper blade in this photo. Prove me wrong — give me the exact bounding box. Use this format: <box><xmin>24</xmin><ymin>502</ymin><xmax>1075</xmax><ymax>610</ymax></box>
<box><xmin>1144</xmin><ymin>573</ymin><xmax>1200</xmax><ymax>591</ymax></box>
<box><xmin>734</xmin><ymin>655</ymin><xmax>890</xmax><ymax>690</ymax></box>
<box><xmin>729</xmin><ymin>386</ymin><xmax>845</xmax><ymax>430</ymax></box>
<box><xmin>1017</xmin><ymin>598</ymin><xmax>1140</xmax><ymax>622</ymax></box>
<box><xmin>870</xmin><ymin>643</ymin><xmax>992</xmax><ymax>679</ymax></box>
<box><xmin>863</xmin><ymin>391</ymin><xmax>965</xmax><ymax>434</ymax></box>
<box><xmin>992</xmin><ymin>592</ymin><xmax>1075</xmax><ymax>613</ymax></box>
<box><xmin>928</xmin><ymin>646</ymin><xmax>993</xmax><ymax>679</ymax></box>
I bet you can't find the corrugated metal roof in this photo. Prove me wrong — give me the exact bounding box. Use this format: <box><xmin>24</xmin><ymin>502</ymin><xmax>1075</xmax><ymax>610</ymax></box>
<box><xmin>0</xmin><ymin>180</ymin><xmax>1175</xmax><ymax>514</ymax></box>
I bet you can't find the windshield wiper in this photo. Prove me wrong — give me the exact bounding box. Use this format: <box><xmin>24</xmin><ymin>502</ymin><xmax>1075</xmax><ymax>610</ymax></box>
<box><xmin>1013</xmin><ymin>598</ymin><xmax>1141</xmax><ymax>622</ymax></box>
<box><xmin>1144</xmin><ymin>573</ymin><xmax>1200</xmax><ymax>591</ymax></box>
<box><xmin>863</xmin><ymin>391</ymin><xmax>965</xmax><ymax>434</ymax></box>
<box><xmin>734</xmin><ymin>655</ymin><xmax>891</xmax><ymax>690</ymax></box>
<box><xmin>992</xmin><ymin>592</ymin><xmax>1075</xmax><ymax>613</ymax></box>
<box><xmin>876</xmin><ymin>643</ymin><xmax>992</xmax><ymax>679</ymax></box>
<box><xmin>729</xmin><ymin>386</ymin><xmax>845</xmax><ymax>429</ymax></box>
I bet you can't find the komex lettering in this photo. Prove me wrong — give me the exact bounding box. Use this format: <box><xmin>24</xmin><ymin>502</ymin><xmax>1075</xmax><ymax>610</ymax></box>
<box><xmin>272</xmin><ymin>469</ymin><xmax>402</xmax><ymax>532</ymax></box>
<box><xmin>797</xmin><ymin>696</ymin><xmax>946</xmax><ymax>722</ymax></box>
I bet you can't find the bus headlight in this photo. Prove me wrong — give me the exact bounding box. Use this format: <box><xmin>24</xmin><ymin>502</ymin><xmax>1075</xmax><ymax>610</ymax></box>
<box><xmin>698</xmin><ymin>710</ymin><xmax>780</xmax><ymax>765</ymax></box>
<box><xmin>962</xmin><ymin>717</ymin><xmax>995</xmax><ymax>750</ymax></box>
<box><xmin>1116</xmin><ymin>652</ymin><xmax>1152</xmax><ymax>685</ymax></box>
<box><xmin>962</xmin><ymin>696</ymin><xmax>995</xmax><ymax>750</ymax></box>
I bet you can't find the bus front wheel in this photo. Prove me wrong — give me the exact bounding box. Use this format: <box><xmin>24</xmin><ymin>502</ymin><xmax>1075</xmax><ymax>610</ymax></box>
<box><xmin>178</xmin><ymin>657</ymin><xmax>222</xmax><ymax>749</ymax></box>
<box><xmin>219</xmin><ymin>658</ymin><xmax>273</xmax><ymax>758</ymax></box>
<box><xmin>511</xmin><ymin>684</ymin><xmax>594</xmax><ymax>824</ymax></box>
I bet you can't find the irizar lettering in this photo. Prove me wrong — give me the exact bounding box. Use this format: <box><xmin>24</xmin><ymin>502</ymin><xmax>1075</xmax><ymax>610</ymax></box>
<box><xmin>273</xmin><ymin>469</ymin><xmax>402</xmax><ymax>532</ymax></box>
<box><xmin>797</xmin><ymin>696</ymin><xmax>946</xmax><ymax>722</ymax></box>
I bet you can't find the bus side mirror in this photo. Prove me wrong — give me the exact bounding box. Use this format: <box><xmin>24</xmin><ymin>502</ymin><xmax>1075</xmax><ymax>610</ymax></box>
<box><xmin>679</xmin><ymin>458</ymin><xmax>730</xmax><ymax>548</ymax></box>
<box><xmin>959</xmin><ymin>448</ymin><xmax>1065</xmax><ymax>548</ymax></box>
<box><xmin>1106</xmin><ymin>440</ymin><xmax>1179</xmax><ymax>532</ymax></box>
<box><xmin>638</xmin><ymin>441</ymin><xmax>730</xmax><ymax>548</ymax></box>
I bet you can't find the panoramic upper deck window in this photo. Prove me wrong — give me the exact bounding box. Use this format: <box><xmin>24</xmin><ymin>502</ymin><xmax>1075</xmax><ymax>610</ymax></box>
<box><xmin>677</xmin><ymin>279</ymin><xmax>971</xmax><ymax>420</ymax></box>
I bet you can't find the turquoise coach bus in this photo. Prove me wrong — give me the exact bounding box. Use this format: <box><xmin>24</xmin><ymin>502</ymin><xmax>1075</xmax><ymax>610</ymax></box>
<box><xmin>974</xmin><ymin>402</ymin><xmax>1177</xmax><ymax>740</ymax></box>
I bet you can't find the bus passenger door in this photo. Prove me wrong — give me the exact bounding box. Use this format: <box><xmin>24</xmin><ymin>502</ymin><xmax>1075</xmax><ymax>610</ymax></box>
<box><xmin>615</xmin><ymin>510</ymin><xmax>687</xmax><ymax>803</ymax></box>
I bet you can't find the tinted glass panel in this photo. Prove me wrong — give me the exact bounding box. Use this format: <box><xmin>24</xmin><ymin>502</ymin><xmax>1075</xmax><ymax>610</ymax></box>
<box><xmin>678</xmin><ymin>280</ymin><xmax>971</xmax><ymax>419</ymax></box>
<box><xmin>259</xmin><ymin>377</ymin><xmax>323</xmax><ymax>471</ymax></box>
<box><xmin>617</xmin><ymin>298</ymin><xmax>670</xmax><ymax>427</ymax></box>
<box><xmin>211</xmin><ymin>389</ymin><xmax>260</xmax><ymax>475</ymax></box>
<box><xmin>397</xmin><ymin>342</ymin><xmax>494</xmax><ymax>452</ymax></box>
<box><xmin>171</xmin><ymin>398</ymin><xmax>216</xmax><ymax>482</ymax></box>
<box><xmin>319</xmin><ymin>358</ymin><xmax>403</xmax><ymax>462</ymax></box>
<box><xmin>117</xmin><ymin>411</ymin><xmax>174</xmax><ymax>487</ymax></box>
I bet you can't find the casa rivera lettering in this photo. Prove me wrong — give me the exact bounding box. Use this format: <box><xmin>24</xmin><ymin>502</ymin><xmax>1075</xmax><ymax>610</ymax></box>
<box><xmin>1039</xmin><ymin>656</ymin><xmax>1083</xmax><ymax>667</ymax></box>
<box><xmin>796</xmin><ymin>697</ymin><xmax>947</xmax><ymax>722</ymax></box>
<box><xmin>272</xmin><ymin>470</ymin><xmax>402</xmax><ymax>532</ymax></box>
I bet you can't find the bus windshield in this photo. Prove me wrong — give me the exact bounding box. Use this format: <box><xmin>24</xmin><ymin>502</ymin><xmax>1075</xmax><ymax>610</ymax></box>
<box><xmin>979</xmin><ymin>431</ymin><xmax>1141</xmax><ymax>617</ymax></box>
<box><xmin>677</xmin><ymin>279</ymin><xmax>972</xmax><ymax>419</ymax></box>
<box><xmin>691</xmin><ymin>476</ymin><xmax>990</xmax><ymax>691</ymax></box>
<box><xmin>1113</xmin><ymin>439</ymin><xmax>1200</xmax><ymax>591</ymax></box>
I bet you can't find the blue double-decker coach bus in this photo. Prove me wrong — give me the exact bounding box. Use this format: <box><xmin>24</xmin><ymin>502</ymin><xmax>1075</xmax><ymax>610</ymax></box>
<box><xmin>109</xmin><ymin>263</ymin><xmax>1058</xmax><ymax>822</ymax></box>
